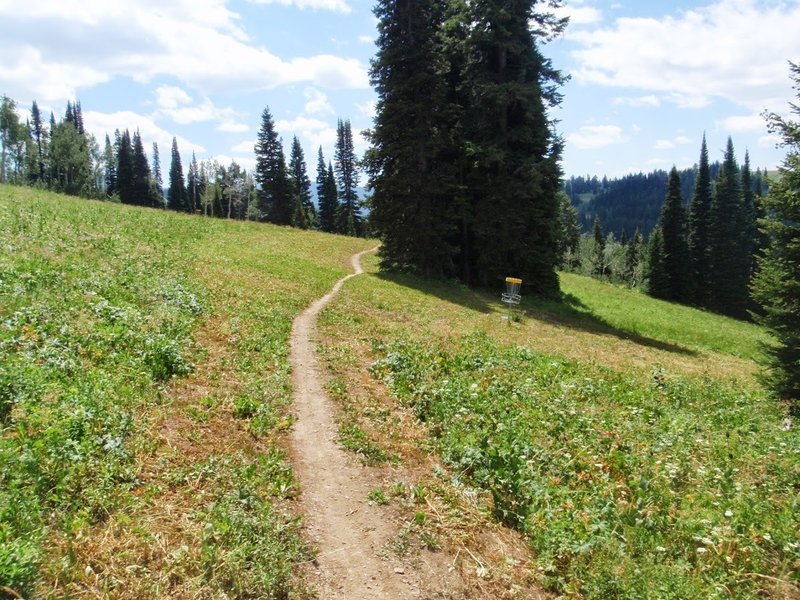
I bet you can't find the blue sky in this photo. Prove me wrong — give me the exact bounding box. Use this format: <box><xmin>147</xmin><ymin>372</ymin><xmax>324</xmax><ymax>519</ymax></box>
<box><xmin>1</xmin><ymin>0</ymin><xmax>798</xmax><ymax>180</ymax></box>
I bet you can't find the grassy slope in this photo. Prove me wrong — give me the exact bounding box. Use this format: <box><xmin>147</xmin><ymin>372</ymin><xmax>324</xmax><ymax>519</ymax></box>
<box><xmin>0</xmin><ymin>185</ymin><xmax>372</xmax><ymax>597</ymax></box>
<box><xmin>317</xmin><ymin>254</ymin><xmax>799</xmax><ymax>599</ymax></box>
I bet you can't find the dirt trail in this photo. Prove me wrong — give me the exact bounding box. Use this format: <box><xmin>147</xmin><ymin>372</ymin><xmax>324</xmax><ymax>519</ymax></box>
<box><xmin>290</xmin><ymin>248</ymin><xmax>428</xmax><ymax>598</ymax></box>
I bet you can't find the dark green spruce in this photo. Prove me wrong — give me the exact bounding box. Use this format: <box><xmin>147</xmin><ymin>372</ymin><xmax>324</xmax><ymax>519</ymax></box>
<box><xmin>751</xmin><ymin>61</ymin><xmax>800</xmax><ymax>413</ymax></box>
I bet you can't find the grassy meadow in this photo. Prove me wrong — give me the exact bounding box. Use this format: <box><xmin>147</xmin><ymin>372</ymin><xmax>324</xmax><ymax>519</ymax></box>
<box><xmin>1</xmin><ymin>185</ymin><xmax>797</xmax><ymax>599</ymax></box>
<box><xmin>0</xmin><ymin>185</ymin><xmax>372</xmax><ymax>597</ymax></box>
<box><xmin>317</xmin><ymin>255</ymin><xmax>799</xmax><ymax>598</ymax></box>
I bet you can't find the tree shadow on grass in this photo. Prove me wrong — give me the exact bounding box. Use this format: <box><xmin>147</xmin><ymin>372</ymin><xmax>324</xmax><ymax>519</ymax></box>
<box><xmin>374</xmin><ymin>270</ymin><xmax>697</xmax><ymax>357</ymax></box>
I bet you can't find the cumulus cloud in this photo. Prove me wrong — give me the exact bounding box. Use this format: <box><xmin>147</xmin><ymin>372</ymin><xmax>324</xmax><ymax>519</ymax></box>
<box><xmin>613</xmin><ymin>95</ymin><xmax>661</xmax><ymax>108</ymax></box>
<box><xmin>247</xmin><ymin>0</ymin><xmax>351</xmax><ymax>13</ymax></box>
<box><xmin>567</xmin><ymin>124</ymin><xmax>628</xmax><ymax>150</ymax></box>
<box><xmin>654</xmin><ymin>135</ymin><xmax>692</xmax><ymax>150</ymax></box>
<box><xmin>553</xmin><ymin>1</ymin><xmax>603</xmax><ymax>26</ymax></box>
<box><xmin>569</xmin><ymin>0</ymin><xmax>800</xmax><ymax>112</ymax></box>
<box><xmin>0</xmin><ymin>0</ymin><xmax>368</xmax><ymax>105</ymax></box>
<box><xmin>718</xmin><ymin>114</ymin><xmax>768</xmax><ymax>134</ymax></box>
<box><xmin>304</xmin><ymin>87</ymin><xmax>335</xmax><ymax>116</ymax></box>
<box><xmin>83</xmin><ymin>109</ymin><xmax>205</xmax><ymax>157</ymax></box>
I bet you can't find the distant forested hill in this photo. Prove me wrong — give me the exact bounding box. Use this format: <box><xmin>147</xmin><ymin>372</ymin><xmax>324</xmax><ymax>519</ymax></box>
<box><xmin>564</xmin><ymin>162</ymin><xmax>765</xmax><ymax>239</ymax></box>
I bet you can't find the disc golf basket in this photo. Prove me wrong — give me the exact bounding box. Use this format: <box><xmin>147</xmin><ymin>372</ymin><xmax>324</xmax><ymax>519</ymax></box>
<box><xmin>501</xmin><ymin>277</ymin><xmax>522</xmax><ymax>322</ymax></box>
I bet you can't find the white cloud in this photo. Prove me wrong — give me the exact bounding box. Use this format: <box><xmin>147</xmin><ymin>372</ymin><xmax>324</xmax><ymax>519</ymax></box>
<box><xmin>304</xmin><ymin>87</ymin><xmax>335</xmax><ymax>116</ymax></box>
<box><xmin>217</xmin><ymin>119</ymin><xmax>250</xmax><ymax>133</ymax></box>
<box><xmin>567</xmin><ymin>124</ymin><xmax>627</xmax><ymax>150</ymax></box>
<box><xmin>357</xmin><ymin>100</ymin><xmax>376</xmax><ymax>120</ymax></box>
<box><xmin>570</xmin><ymin>0</ymin><xmax>800</xmax><ymax>111</ymax></box>
<box><xmin>82</xmin><ymin>109</ymin><xmax>205</xmax><ymax>158</ymax></box>
<box><xmin>358</xmin><ymin>34</ymin><xmax>373</xmax><ymax>44</ymax></box>
<box><xmin>654</xmin><ymin>135</ymin><xmax>692</xmax><ymax>150</ymax></box>
<box><xmin>0</xmin><ymin>0</ymin><xmax>368</xmax><ymax>106</ymax></box>
<box><xmin>247</xmin><ymin>0</ymin><xmax>351</xmax><ymax>13</ymax></box>
<box><xmin>209</xmin><ymin>154</ymin><xmax>257</xmax><ymax>173</ymax></box>
<box><xmin>155</xmin><ymin>85</ymin><xmax>193</xmax><ymax>110</ymax></box>
<box><xmin>612</xmin><ymin>94</ymin><xmax>660</xmax><ymax>108</ymax></box>
<box><xmin>230</xmin><ymin>139</ymin><xmax>256</xmax><ymax>153</ymax></box>
<box><xmin>553</xmin><ymin>3</ymin><xmax>602</xmax><ymax>26</ymax></box>
<box><xmin>718</xmin><ymin>114</ymin><xmax>767</xmax><ymax>134</ymax></box>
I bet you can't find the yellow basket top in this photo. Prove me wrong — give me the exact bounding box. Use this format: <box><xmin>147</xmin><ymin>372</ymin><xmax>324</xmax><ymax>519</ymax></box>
<box><xmin>505</xmin><ymin>277</ymin><xmax>522</xmax><ymax>284</ymax></box>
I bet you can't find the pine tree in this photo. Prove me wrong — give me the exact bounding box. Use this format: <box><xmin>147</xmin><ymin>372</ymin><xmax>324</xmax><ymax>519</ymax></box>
<box><xmin>752</xmin><ymin>61</ymin><xmax>800</xmax><ymax>412</ymax></box>
<box><xmin>741</xmin><ymin>151</ymin><xmax>758</xmax><ymax>283</ymax></box>
<box><xmin>29</xmin><ymin>100</ymin><xmax>46</xmax><ymax>184</ymax></box>
<box><xmin>367</xmin><ymin>0</ymin><xmax>457</xmax><ymax>273</ymax></box>
<box><xmin>325</xmin><ymin>162</ymin><xmax>338</xmax><ymax>229</ymax></box>
<box><xmin>168</xmin><ymin>137</ymin><xmax>188</xmax><ymax>211</ymax></box>
<box><xmin>254</xmin><ymin>107</ymin><xmax>295</xmax><ymax>224</ymax></box>
<box><xmin>116</xmin><ymin>129</ymin><xmax>134</xmax><ymax>204</ymax></box>
<box><xmin>152</xmin><ymin>142</ymin><xmax>164</xmax><ymax>206</ymax></box>
<box><xmin>688</xmin><ymin>134</ymin><xmax>712</xmax><ymax>305</ymax></box>
<box><xmin>288</xmin><ymin>136</ymin><xmax>315</xmax><ymax>229</ymax></box>
<box><xmin>335</xmin><ymin>119</ymin><xmax>361</xmax><ymax>235</ymax></box>
<box><xmin>708</xmin><ymin>137</ymin><xmax>748</xmax><ymax>317</ymax></box>
<box><xmin>104</xmin><ymin>134</ymin><xmax>116</xmax><ymax>197</ymax></box>
<box><xmin>659</xmin><ymin>166</ymin><xmax>690</xmax><ymax>301</ymax></box>
<box><xmin>592</xmin><ymin>216</ymin><xmax>605</xmax><ymax>276</ymax></box>
<box><xmin>623</xmin><ymin>228</ymin><xmax>644</xmax><ymax>287</ymax></box>
<box><xmin>316</xmin><ymin>147</ymin><xmax>337</xmax><ymax>232</ymax></box>
<box><xmin>187</xmin><ymin>152</ymin><xmax>200</xmax><ymax>213</ymax></box>
<box><xmin>131</xmin><ymin>130</ymin><xmax>152</xmax><ymax>206</ymax></box>
<box><xmin>557</xmin><ymin>191</ymin><xmax>580</xmax><ymax>266</ymax></box>
<box><xmin>460</xmin><ymin>0</ymin><xmax>566</xmax><ymax>293</ymax></box>
<box><xmin>645</xmin><ymin>227</ymin><xmax>669</xmax><ymax>298</ymax></box>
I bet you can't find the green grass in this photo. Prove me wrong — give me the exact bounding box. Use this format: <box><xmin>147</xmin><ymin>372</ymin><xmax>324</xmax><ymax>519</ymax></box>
<box><xmin>556</xmin><ymin>272</ymin><xmax>769</xmax><ymax>361</ymax></box>
<box><xmin>0</xmin><ymin>185</ymin><xmax>372</xmax><ymax>597</ymax></box>
<box><xmin>318</xmin><ymin>261</ymin><xmax>798</xmax><ymax>599</ymax></box>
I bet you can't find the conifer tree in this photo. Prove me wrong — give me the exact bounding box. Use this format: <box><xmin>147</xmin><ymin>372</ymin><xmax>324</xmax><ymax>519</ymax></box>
<box><xmin>460</xmin><ymin>0</ymin><xmax>566</xmax><ymax>293</ymax></box>
<box><xmin>289</xmin><ymin>136</ymin><xmax>315</xmax><ymax>229</ymax></box>
<box><xmin>316</xmin><ymin>147</ymin><xmax>337</xmax><ymax>232</ymax></box>
<box><xmin>29</xmin><ymin>100</ymin><xmax>46</xmax><ymax>184</ymax></box>
<box><xmin>187</xmin><ymin>152</ymin><xmax>200</xmax><ymax>213</ymax></box>
<box><xmin>645</xmin><ymin>227</ymin><xmax>669</xmax><ymax>298</ymax></box>
<box><xmin>592</xmin><ymin>216</ymin><xmax>605</xmax><ymax>276</ymax></box>
<box><xmin>708</xmin><ymin>137</ymin><xmax>748</xmax><ymax>317</ymax></box>
<box><xmin>116</xmin><ymin>129</ymin><xmax>134</xmax><ymax>204</ymax></box>
<box><xmin>623</xmin><ymin>228</ymin><xmax>644</xmax><ymax>287</ymax></box>
<box><xmin>659</xmin><ymin>166</ymin><xmax>690</xmax><ymax>301</ymax></box>
<box><xmin>325</xmin><ymin>162</ymin><xmax>338</xmax><ymax>229</ymax></box>
<box><xmin>367</xmin><ymin>0</ymin><xmax>456</xmax><ymax>273</ymax></box>
<box><xmin>131</xmin><ymin>130</ymin><xmax>152</xmax><ymax>206</ymax></box>
<box><xmin>254</xmin><ymin>107</ymin><xmax>295</xmax><ymax>224</ymax></box>
<box><xmin>741</xmin><ymin>151</ymin><xmax>758</xmax><ymax>282</ymax></box>
<box><xmin>104</xmin><ymin>134</ymin><xmax>116</xmax><ymax>197</ymax></box>
<box><xmin>152</xmin><ymin>142</ymin><xmax>164</xmax><ymax>206</ymax></box>
<box><xmin>752</xmin><ymin>61</ymin><xmax>800</xmax><ymax>412</ymax></box>
<box><xmin>335</xmin><ymin>119</ymin><xmax>361</xmax><ymax>235</ymax></box>
<box><xmin>168</xmin><ymin>137</ymin><xmax>188</xmax><ymax>211</ymax></box>
<box><xmin>688</xmin><ymin>134</ymin><xmax>712</xmax><ymax>305</ymax></box>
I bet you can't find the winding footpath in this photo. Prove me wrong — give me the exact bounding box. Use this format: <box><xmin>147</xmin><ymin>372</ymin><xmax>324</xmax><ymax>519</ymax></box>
<box><xmin>289</xmin><ymin>247</ymin><xmax>418</xmax><ymax>599</ymax></box>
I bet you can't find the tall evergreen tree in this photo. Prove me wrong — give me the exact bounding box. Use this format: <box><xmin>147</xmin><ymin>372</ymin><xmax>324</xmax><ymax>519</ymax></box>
<box><xmin>254</xmin><ymin>107</ymin><xmax>295</xmax><ymax>224</ymax></box>
<box><xmin>688</xmin><ymin>134</ymin><xmax>712</xmax><ymax>305</ymax></box>
<box><xmin>335</xmin><ymin>118</ymin><xmax>361</xmax><ymax>235</ymax></box>
<box><xmin>460</xmin><ymin>0</ymin><xmax>566</xmax><ymax>293</ymax></box>
<box><xmin>187</xmin><ymin>152</ymin><xmax>200</xmax><ymax>213</ymax></box>
<box><xmin>104</xmin><ymin>134</ymin><xmax>116</xmax><ymax>197</ymax></box>
<box><xmin>131</xmin><ymin>130</ymin><xmax>152</xmax><ymax>206</ymax></box>
<box><xmin>708</xmin><ymin>137</ymin><xmax>748</xmax><ymax>317</ymax></box>
<box><xmin>367</xmin><ymin>0</ymin><xmax>456</xmax><ymax>273</ymax></box>
<box><xmin>645</xmin><ymin>227</ymin><xmax>669</xmax><ymax>298</ymax></box>
<box><xmin>116</xmin><ymin>129</ymin><xmax>134</xmax><ymax>204</ymax></box>
<box><xmin>288</xmin><ymin>136</ymin><xmax>315</xmax><ymax>229</ymax></box>
<box><xmin>658</xmin><ymin>166</ymin><xmax>690</xmax><ymax>301</ymax></box>
<box><xmin>752</xmin><ymin>61</ymin><xmax>800</xmax><ymax>413</ymax></box>
<box><xmin>168</xmin><ymin>137</ymin><xmax>188</xmax><ymax>212</ymax></box>
<box><xmin>741</xmin><ymin>151</ymin><xmax>758</xmax><ymax>283</ymax></box>
<box><xmin>152</xmin><ymin>141</ymin><xmax>164</xmax><ymax>206</ymax></box>
<box><xmin>592</xmin><ymin>216</ymin><xmax>605</xmax><ymax>276</ymax></box>
<box><xmin>29</xmin><ymin>100</ymin><xmax>46</xmax><ymax>184</ymax></box>
<box><xmin>316</xmin><ymin>147</ymin><xmax>337</xmax><ymax>232</ymax></box>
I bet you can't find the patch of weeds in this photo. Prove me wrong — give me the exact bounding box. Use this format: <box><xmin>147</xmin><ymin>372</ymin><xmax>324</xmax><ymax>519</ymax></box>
<box><xmin>367</xmin><ymin>488</ymin><xmax>389</xmax><ymax>505</ymax></box>
<box><xmin>372</xmin><ymin>332</ymin><xmax>800</xmax><ymax>598</ymax></box>
<box><xmin>338</xmin><ymin>424</ymin><xmax>391</xmax><ymax>466</ymax></box>
<box><xmin>232</xmin><ymin>395</ymin><xmax>259</xmax><ymax>419</ymax></box>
